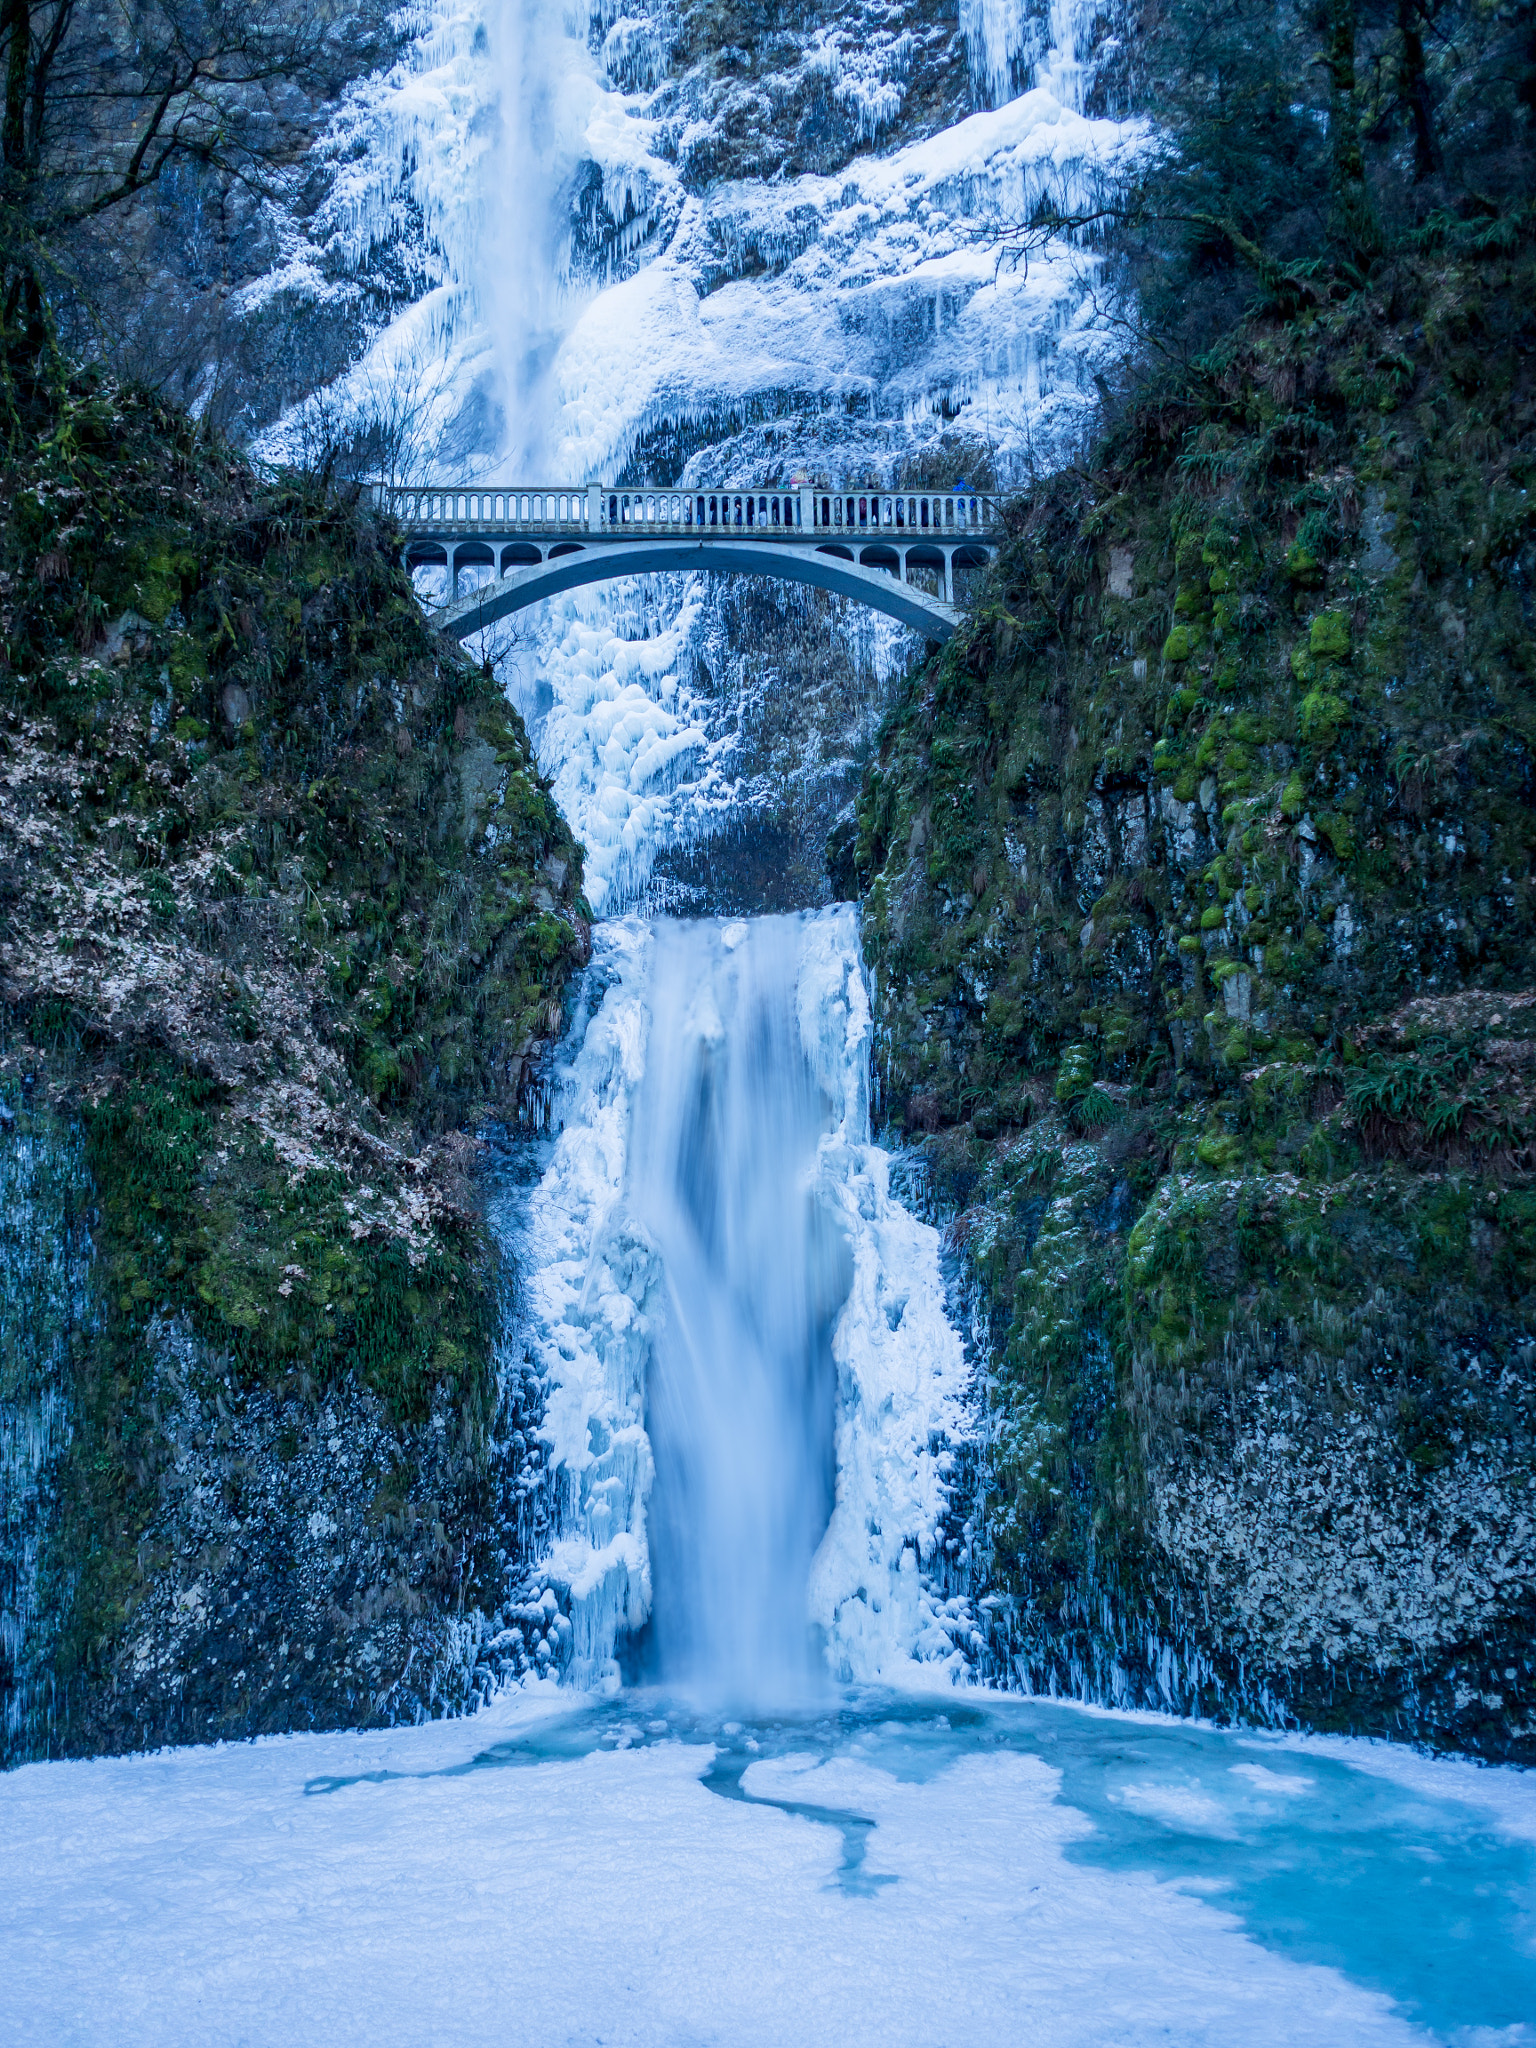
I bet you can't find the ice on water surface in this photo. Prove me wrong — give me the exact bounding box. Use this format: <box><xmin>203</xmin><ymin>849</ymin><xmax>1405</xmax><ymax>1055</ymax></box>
<box><xmin>4</xmin><ymin>1684</ymin><xmax>1534</xmax><ymax>2046</ymax></box>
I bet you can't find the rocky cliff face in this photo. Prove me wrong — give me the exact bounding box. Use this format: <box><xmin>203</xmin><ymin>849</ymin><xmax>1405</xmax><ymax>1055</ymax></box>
<box><xmin>0</xmin><ymin>378</ymin><xmax>586</xmax><ymax>1761</ymax></box>
<box><xmin>57</xmin><ymin>2</ymin><xmax>409</xmax><ymax>441</ymax></box>
<box><xmin>852</xmin><ymin>243</ymin><xmax>1536</xmax><ymax>1760</ymax></box>
<box><xmin>22</xmin><ymin>0</ymin><xmax>1532</xmax><ymax>1768</ymax></box>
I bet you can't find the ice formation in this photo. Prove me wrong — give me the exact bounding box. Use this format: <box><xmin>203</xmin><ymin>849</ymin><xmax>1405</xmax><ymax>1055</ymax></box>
<box><xmin>516</xmin><ymin>908</ymin><xmax>974</xmax><ymax>1696</ymax></box>
<box><xmin>501</xmin><ymin>581</ymin><xmax>719</xmax><ymax>916</ymax></box>
<box><xmin>1</xmin><ymin>1128</ymin><xmax>89</xmax><ymax>1756</ymax></box>
<box><xmin>241</xmin><ymin>0</ymin><xmax>1140</xmax><ymax>1696</ymax></box>
<box><xmin>246</xmin><ymin>0</ymin><xmax>1146</xmax><ymax>921</ymax></box>
<box><xmin>547</xmin><ymin>82</ymin><xmax>1139</xmax><ymax>483</ymax></box>
<box><xmin>247</xmin><ymin>0</ymin><xmax>1146</xmax><ymax>926</ymax></box>
<box><xmin>255</xmin><ymin>0</ymin><xmax>1143</xmax><ymax>482</ymax></box>
<box><xmin>6</xmin><ymin>1685</ymin><xmax>1534</xmax><ymax>2044</ymax></box>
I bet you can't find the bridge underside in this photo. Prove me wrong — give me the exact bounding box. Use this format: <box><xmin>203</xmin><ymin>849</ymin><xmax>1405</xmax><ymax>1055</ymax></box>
<box><xmin>422</xmin><ymin>537</ymin><xmax>983</xmax><ymax>643</ymax></box>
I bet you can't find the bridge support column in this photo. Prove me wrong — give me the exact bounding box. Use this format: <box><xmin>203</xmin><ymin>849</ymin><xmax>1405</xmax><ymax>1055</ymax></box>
<box><xmin>940</xmin><ymin>549</ymin><xmax>953</xmax><ymax>605</ymax></box>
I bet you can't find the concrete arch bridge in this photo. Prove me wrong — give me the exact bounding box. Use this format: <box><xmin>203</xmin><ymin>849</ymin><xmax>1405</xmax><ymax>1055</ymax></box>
<box><xmin>373</xmin><ymin>482</ymin><xmax>1003</xmax><ymax>643</ymax></box>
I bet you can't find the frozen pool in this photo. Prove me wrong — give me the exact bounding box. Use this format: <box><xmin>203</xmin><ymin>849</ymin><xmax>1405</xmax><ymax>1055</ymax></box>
<box><xmin>3</xmin><ymin>1684</ymin><xmax>1532</xmax><ymax>2046</ymax></box>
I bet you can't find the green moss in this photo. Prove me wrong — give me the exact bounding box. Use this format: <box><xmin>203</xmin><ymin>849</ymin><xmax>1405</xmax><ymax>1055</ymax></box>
<box><xmin>1298</xmin><ymin>686</ymin><xmax>1351</xmax><ymax>746</ymax></box>
<box><xmin>850</xmin><ymin>235</ymin><xmax>1536</xmax><ymax>1747</ymax></box>
<box><xmin>2</xmin><ymin>371</ymin><xmax>592</xmax><ymax>1729</ymax></box>
<box><xmin>1285</xmin><ymin>541</ymin><xmax>1323</xmax><ymax>583</ymax></box>
<box><xmin>1309</xmin><ymin>611</ymin><xmax>1353</xmax><ymax>660</ymax></box>
<box><xmin>1054</xmin><ymin>1042</ymin><xmax>1097</xmax><ymax>1102</ymax></box>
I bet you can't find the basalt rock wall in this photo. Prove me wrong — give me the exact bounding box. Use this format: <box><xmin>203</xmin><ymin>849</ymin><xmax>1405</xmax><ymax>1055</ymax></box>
<box><xmin>853</xmin><ymin>243</ymin><xmax>1536</xmax><ymax>1760</ymax></box>
<box><xmin>0</xmin><ymin>378</ymin><xmax>587</xmax><ymax>1761</ymax></box>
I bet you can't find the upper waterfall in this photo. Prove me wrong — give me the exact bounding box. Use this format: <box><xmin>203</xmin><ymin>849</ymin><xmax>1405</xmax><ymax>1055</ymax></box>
<box><xmin>254</xmin><ymin>0</ymin><xmax>1143</xmax><ymax>483</ymax></box>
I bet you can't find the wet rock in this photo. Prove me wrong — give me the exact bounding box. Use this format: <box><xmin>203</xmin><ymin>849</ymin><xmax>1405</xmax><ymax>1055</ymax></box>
<box><xmin>219</xmin><ymin>682</ymin><xmax>252</xmax><ymax>727</ymax></box>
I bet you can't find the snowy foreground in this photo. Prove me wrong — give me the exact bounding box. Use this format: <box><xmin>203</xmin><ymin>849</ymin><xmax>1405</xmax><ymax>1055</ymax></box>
<box><xmin>3</xmin><ymin>1685</ymin><xmax>1533</xmax><ymax>2047</ymax></box>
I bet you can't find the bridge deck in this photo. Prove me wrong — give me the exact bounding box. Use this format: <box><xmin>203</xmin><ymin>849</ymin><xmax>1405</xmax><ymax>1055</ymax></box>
<box><xmin>372</xmin><ymin>482</ymin><xmax>1002</xmax><ymax>544</ymax></box>
<box><xmin>372</xmin><ymin>482</ymin><xmax>1002</xmax><ymax>643</ymax></box>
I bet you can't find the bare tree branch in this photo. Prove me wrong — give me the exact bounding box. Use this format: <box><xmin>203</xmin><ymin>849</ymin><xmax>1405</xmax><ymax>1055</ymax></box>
<box><xmin>3</xmin><ymin>0</ymin><xmax>339</xmax><ymax>248</ymax></box>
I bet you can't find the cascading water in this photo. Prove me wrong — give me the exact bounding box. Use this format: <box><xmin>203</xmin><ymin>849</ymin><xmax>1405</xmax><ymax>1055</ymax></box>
<box><xmin>514</xmin><ymin>908</ymin><xmax>976</xmax><ymax>1698</ymax></box>
<box><xmin>254</xmin><ymin>0</ymin><xmax>1140</xmax><ymax>1701</ymax></box>
<box><xmin>481</xmin><ymin>0</ymin><xmax>599</xmax><ymax>471</ymax></box>
<box><xmin>633</xmin><ymin>918</ymin><xmax>848</xmax><ymax>1703</ymax></box>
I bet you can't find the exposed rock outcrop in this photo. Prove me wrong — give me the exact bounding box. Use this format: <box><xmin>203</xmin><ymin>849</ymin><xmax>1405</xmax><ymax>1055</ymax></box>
<box><xmin>0</xmin><ymin>378</ymin><xmax>587</xmax><ymax>1761</ymax></box>
<box><xmin>854</xmin><ymin>242</ymin><xmax>1536</xmax><ymax>1759</ymax></box>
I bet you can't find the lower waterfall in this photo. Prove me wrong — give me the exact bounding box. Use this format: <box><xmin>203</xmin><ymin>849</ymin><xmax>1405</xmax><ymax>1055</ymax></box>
<box><xmin>512</xmin><ymin>903</ymin><xmax>979</xmax><ymax>1700</ymax></box>
<box><xmin>635</xmin><ymin>917</ymin><xmax>846</xmax><ymax>1705</ymax></box>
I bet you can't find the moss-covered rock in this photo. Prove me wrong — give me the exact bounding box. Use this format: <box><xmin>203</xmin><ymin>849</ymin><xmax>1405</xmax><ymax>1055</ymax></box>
<box><xmin>0</xmin><ymin>376</ymin><xmax>588</xmax><ymax>1761</ymax></box>
<box><xmin>854</xmin><ymin>242</ymin><xmax>1536</xmax><ymax>1760</ymax></box>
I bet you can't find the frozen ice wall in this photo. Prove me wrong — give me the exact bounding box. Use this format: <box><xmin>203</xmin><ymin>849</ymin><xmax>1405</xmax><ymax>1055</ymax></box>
<box><xmin>514</xmin><ymin>909</ymin><xmax>976</xmax><ymax>1696</ymax></box>
<box><xmin>546</xmin><ymin>84</ymin><xmax>1137</xmax><ymax>487</ymax></box>
<box><xmin>961</xmin><ymin>0</ymin><xmax>1036</xmax><ymax>107</ymax></box>
<box><xmin>253</xmin><ymin>0</ymin><xmax>611</xmax><ymax>474</ymax></box>
<box><xmin>256</xmin><ymin>0</ymin><xmax>1142</xmax><ymax>481</ymax></box>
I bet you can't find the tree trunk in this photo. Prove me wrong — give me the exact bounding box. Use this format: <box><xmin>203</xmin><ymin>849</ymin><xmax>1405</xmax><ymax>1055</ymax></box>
<box><xmin>1325</xmin><ymin>0</ymin><xmax>1380</xmax><ymax>258</ymax></box>
<box><xmin>2</xmin><ymin>0</ymin><xmax>29</xmax><ymax>174</ymax></box>
<box><xmin>1397</xmin><ymin>0</ymin><xmax>1441</xmax><ymax>180</ymax></box>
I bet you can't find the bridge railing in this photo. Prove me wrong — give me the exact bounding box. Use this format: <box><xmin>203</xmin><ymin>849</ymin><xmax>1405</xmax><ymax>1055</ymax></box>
<box><xmin>372</xmin><ymin>486</ymin><xmax>592</xmax><ymax>532</ymax></box>
<box><xmin>370</xmin><ymin>483</ymin><xmax>1001</xmax><ymax>540</ymax></box>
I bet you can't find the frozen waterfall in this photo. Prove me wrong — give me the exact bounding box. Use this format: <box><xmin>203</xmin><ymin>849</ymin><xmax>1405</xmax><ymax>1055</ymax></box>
<box><xmin>247</xmin><ymin>0</ymin><xmax>1135</xmax><ymax>1703</ymax></box>
<box><xmin>514</xmin><ymin>907</ymin><xmax>977</xmax><ymax>1701</ymax></box>
<box><xmin>634</xmin><ymin>918</ymin><xmax>846</xmax><ymax>1704</ymax></box>
<box><xmin>255</xmin><ymin>0</ymin><xmax>1143</xmax><ymax>486</ymax></box>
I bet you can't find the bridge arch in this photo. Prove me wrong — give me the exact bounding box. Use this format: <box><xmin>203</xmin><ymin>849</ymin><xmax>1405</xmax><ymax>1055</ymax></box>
<box><xmin>379</xmin><ymin>480</ymin><xmax>1004</xmax><ymax>644</ymax></box>
<box><xmin>453</xmin><ymin>540</ymin><xmax>495</xmax><ymax>579</ymax></box>
<box><xmin>434</xmin><ymin>537</ymin><xmax>971</xmax><ymax>643</ymax></box>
